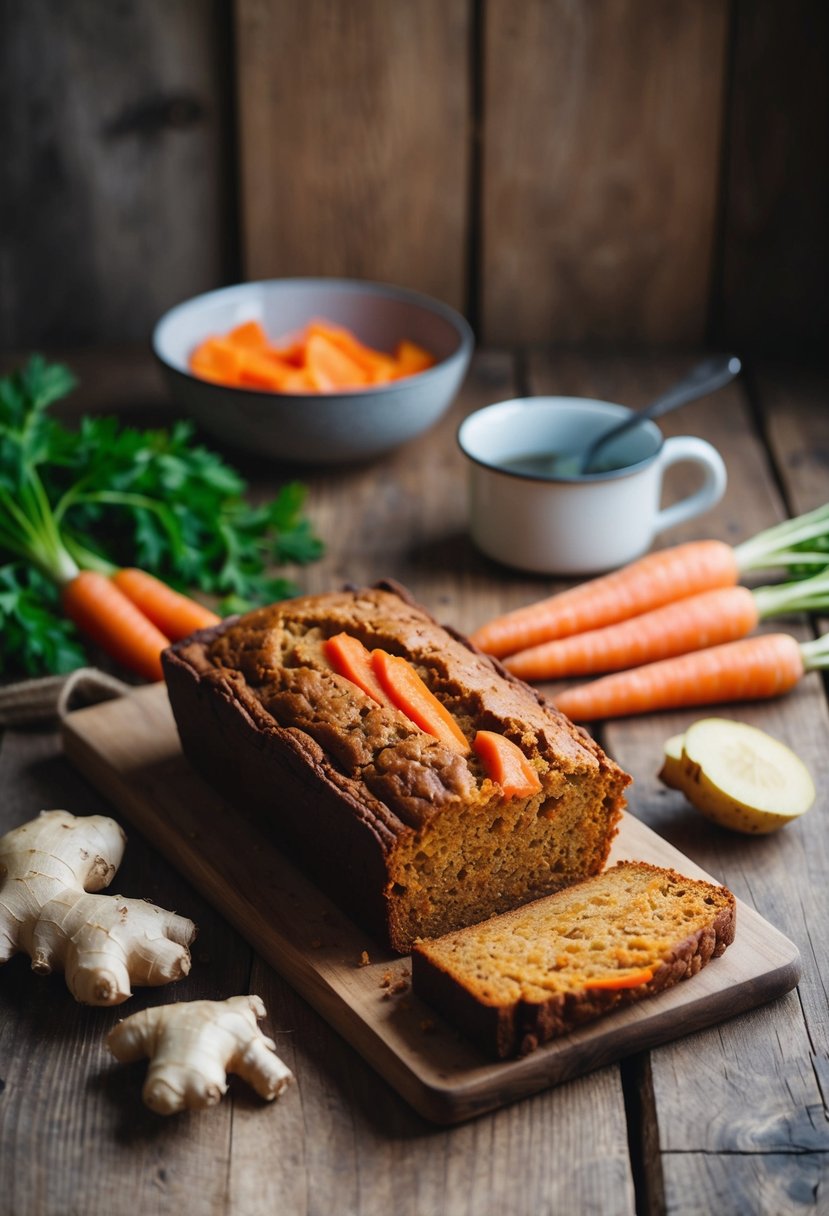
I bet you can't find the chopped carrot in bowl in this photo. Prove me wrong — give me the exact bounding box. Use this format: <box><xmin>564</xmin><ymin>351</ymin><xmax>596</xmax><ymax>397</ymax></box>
<box><xmin>188</xmin><ymin>319</ymin><xmax>436</xmax><ymax>393</ymax></box>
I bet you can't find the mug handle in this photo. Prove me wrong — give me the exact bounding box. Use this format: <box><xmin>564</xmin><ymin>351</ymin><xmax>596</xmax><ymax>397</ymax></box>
<box><xmin>654</xmin><ymin>436</ymin><xmax>727</xmax><ymax>535</ymax></box>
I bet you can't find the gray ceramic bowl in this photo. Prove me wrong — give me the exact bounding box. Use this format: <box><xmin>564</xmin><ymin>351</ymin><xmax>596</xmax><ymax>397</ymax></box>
<box><xmin>152</xmin><ymin>278</ymin><xmax>474</xmax><ymax>464</ymax></box>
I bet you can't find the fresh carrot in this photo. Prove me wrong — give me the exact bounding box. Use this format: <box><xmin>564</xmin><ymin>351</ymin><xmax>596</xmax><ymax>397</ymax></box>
<box><xmin>471</xmin><ymin>502</ymin><xmax>829</xmax><ymax>659</ymax></box>
<box><xmin>471</xmin><ymin>541</ymin><xmax>739</xmax><ymax>658</ymax></box>
<box><xmin>472</xmin><ymin>730</ymin><xmax>542</xmax><ymax>798</ymax></box>
<box><xmin>371</xmin><ymin>649</ymin><xmax>469</xmax><ymax>753</ymax></box>
<box><xmin>586</xmin><ymin>968</ymin><xmax>654</xmax><ymax>990</ymax></box>
<box><xmin>553</xmin><ymin>631</ymin><xmax>829</xmax><ymax>722</ymax></box>
<box><xmin>325</xmin><ymin>632</ymin><xmax>396</xmax><ymax>710</ymax></box>
<box><xmin>112</xmin><ymin>568</ymin><xmax>220</xmax><ymax>641</ymax></box>
<box><xmin>61</xmin><ymin>570</ymin><xmax>171</xmax><ymax>682</ymax></box>
<box><xmin>504</xmin><ymin>569</ymin><xmax>829</xmax><ymax>680</ymax></box>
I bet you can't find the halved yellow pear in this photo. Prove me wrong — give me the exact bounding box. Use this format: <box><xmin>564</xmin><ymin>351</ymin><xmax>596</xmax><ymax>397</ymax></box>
<box><xmin>658</xmin><ymin>732</ymin><xmax>687</xmax><ymax>791</ymax></box>
<box><xmin>665</xmin><ymin>718</ymin><xmax>815</xmax><ymax>835</ymax></box>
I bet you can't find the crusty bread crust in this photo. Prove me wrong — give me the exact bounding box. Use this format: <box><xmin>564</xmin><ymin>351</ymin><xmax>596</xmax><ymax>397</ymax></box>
<box><xmin>163</xmin><ymin>582</ymin><xmax>630</xmax><ymax>951</ymax></box>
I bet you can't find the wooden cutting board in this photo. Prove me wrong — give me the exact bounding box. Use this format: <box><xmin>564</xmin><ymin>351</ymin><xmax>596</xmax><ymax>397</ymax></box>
<box><xmin>61</xmin><ymin>684</ymin><xmax>800</xmax><ymax>1125</ymax></box>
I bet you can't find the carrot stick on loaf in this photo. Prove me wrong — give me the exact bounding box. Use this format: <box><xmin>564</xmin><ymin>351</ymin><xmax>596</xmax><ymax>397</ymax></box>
<box><xmin>553</xmin><ymin>631</ymin><xmax>829</xmax><ymax>722</ymax></box>
<box><xmin>471</xmin><ymin>503</ymin><xmax>829</xmax><ymax>659</ymax></box>
<box><xmin>504</xmin><ymin>570</ymin><xmax>829</xmax><ymax>681</ymax></box>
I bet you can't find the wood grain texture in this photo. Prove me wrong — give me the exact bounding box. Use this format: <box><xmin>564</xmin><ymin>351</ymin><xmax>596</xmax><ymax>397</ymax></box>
<box><xmin>0</xmin><ymin>728</ymin><xmax>252</xmax><ymax>1216</ymax></box>
<box><xmin>1</xmin><ymin>345</ymin><xmax>826</xmax><ymax>1213</ymax></box>
<box><xmin>715</xmin><ymin>0</ymin><xmax>829</xmax><ymax>355</ymax></box>
<box><xmin>0</xmin><ymin>0</ymin><xmax>232</xmax><ymax>349</ymax></box>
<box><xmin>60</xmin><ymin>682</ymin><xmax>799</xmax><ymax>1126</ymax></box>
<box><xmin>235</xmin><ymin>0</ymin><xmax>470</xmax><ymax>310</ymax></box>
<box><xmin>229</xmin><ymin>961</ymin><xmax>637</xmax><ymax>1216</ymax></box>
<box><xmin>662</xmin><ymin>1153</ymin><xmax>829</xmax><ymax>1216</ymax></box>
<box><xmin>480</xmin><ymin>0</ymin><xmax>729</xmax><ymax>345</ymax></box>
<box><xmin>557</xmin><ymin>360</ymin><xmax>829</xmax><ymax>1208</ymax></box>
<box><xmin>755</xmin><ymin>364</ymin><xmax>829</xmax><ymax>517</ymax></box>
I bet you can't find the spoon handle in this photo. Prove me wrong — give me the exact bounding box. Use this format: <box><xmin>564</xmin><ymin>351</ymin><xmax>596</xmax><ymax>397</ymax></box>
<box><xmin>640</xmin><ymin>355</ymin><xmax>742</xmax><ymax>421</ymax></box>
<box><xmin>581</xmin><ymin>354</ymin><xmax>741</xmax><ymax>473</ymax></box>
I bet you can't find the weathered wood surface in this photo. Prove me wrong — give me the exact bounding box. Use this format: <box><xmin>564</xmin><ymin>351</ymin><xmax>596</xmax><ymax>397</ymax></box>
<box><xmin>0</xmin><ymin>0</ymin><xmax>231</xmax><ymax>348</ymax></box>
<box><xmin>235</xmin><ymin>0</ymin><xmax>471</xmax><ymax>311</ymax></box>
<box><xmin>0</xmin><ymin>349</ymin><xmax>827</xmax><ymax>1214</ymax></box>
<box><xmin>60</xmin><ymin>684</ymin><xmax>799</xmax><ymax>1125</ymax></box>
<box><xmin>480</xmin><ymin>0</ymin><xmax>729</xmax><ymax>345</ymax></box>
<box><xmin>714</xmin><ymin>0</ymin><xmax>829</xmax><ymax>356</ymax></box>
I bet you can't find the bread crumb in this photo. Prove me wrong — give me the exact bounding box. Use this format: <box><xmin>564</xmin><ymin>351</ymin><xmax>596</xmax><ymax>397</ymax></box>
<box><xmin>358</xmin><ymin>950</ymin><xmax>371</xmax><ymax>967</ymax></box>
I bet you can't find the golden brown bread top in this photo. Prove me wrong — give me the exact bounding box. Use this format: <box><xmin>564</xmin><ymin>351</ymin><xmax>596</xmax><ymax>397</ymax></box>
<box><xmin>185</xmin><ymin>584</ymin><xmax>629</xmax><ymax>830</ymax></box>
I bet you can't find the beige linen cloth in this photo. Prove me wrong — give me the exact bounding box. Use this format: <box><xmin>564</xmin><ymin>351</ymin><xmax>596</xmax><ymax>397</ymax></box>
<box><xmin>0</xmin><ymin>668</ymin><xmax>130</xmax><ymax>728</ymax></box>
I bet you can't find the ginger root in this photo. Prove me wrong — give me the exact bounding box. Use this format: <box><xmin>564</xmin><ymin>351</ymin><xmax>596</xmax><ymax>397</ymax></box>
<box><xmin>0</xmin><ymin>810</ymin><xmax>196</xmax><ymax>1005</ymax></box>
<box><xmin>107</xmin><ymin>994</ymin><xmax>293</xmax><ymax>1114</ymax></box>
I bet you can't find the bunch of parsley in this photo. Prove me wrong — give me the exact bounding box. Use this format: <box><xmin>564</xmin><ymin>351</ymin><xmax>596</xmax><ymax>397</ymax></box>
<box><xmin>0</xmin><ymin>356</ymin><xmax>324</xmax><ymax>676</ymax></box>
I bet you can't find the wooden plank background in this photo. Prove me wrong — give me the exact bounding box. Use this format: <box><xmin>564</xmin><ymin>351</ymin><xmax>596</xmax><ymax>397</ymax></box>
<box><xmin>1</xmin><ymin>0</ymin><xmax>827</xmax><ymax>353</ymax></box>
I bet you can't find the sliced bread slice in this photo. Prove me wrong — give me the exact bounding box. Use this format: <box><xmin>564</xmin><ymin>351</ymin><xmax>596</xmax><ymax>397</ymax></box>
<box><xmin>411</xmin><ymin>860</ymin><xmax>736</xmax><ymax>1058</ymax></box>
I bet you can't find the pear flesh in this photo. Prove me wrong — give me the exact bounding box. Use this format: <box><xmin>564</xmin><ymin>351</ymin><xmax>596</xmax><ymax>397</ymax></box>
<box><xmin>659</xmin><ymin>718</ymin><xmax>815</xmax><ymax>835</ymax></box>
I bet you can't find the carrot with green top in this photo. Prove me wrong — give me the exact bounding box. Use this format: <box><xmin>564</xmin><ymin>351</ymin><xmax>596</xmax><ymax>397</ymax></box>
<box><xmin>62</xmin><ymin>570</ymin><xmax>171</xmax><ymax>682</ymax></box>
<box><xmin>471</xmin><ymin>503</ymin><xmax>829</xmax><ymax>659</ymax></box>
<box><xmin>504</xmin><ymin>569</ymin><xmax>829</xmax><ymax>681</ymax></box>
<box><xmin>112</xmin><ymin>568</ymin><xmax>220</xmax><ymax>641</ymax></box>
<box><xmin>554</xmin><ymin>631</ymin><xmax>829</xmax><ymax>722</ymax></box>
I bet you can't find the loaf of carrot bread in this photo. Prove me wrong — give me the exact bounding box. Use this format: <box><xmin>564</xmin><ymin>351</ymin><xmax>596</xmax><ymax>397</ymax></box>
<box><xmin>163</xmin><ymin>582</ymin><xmax>630</xmax><ymax>952</ymax></box>
<box><xmin>411</xmin><ymin>861</ymin><xmax>736</xmax><ymax>1057</ymax></box>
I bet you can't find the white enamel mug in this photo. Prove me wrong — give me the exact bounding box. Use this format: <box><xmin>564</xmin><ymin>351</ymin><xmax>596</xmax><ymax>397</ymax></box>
<box><xmin>457</xmin><ymin>397</ymin><xmax>727</xmax><ymax>575</ymax></box>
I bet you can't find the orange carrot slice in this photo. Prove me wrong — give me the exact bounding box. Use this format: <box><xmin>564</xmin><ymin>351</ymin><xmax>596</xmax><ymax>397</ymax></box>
<box><xmin>236</xmin><ymin>348</ymin><xmax>300</xmax><ymax>391</ymax></box>
<box><xmin>304</xmin><ymin>333</ymin><xmax>370</xmax><ymax>391</ymax></box>
<box><xmin>472</xmin><ymin>730</ymin><xmax>542</xmax><ymax>798</ymax></box>
<box><xmin>371</xmin><ymin>649</ymin><xmax>469</xmax><ymax>753</ymax></box>
<box><xmin>392</xmin><ymin>339</ymin><xmax>436</xmax><ymax>378</ymax></box>
<box><xmin>325</xmin><ymin>633</ymin><xmax>396</xmax><ymax>710</ymax></box>
<box><xmin>225</xmin><ymin>320</ymin><xmax>269</xmax><ymax>348</ymax></box>
<box><xmin>280</xmin><ymin>367</ymin><xmax>316</xmax><ymax>392</ymax></box>
<box><xmin>585</xmin><ymin>968</ymin><xmax>654</xmax><ymax>990</ymax></box>
<box><xmin>112</xmin><ymin>569</ymin><xmax>220</xmax><ymax>641</ymax></box>
<box><xmin>306</xmin><ymin>320</ymin><xmax>397</xmax><ymax>381</ymax></box>
<box><xmin>188</xmin><ymin>318</ymin><xmax>436</xmax><ymax>393</ymax></box>
<box><xmin>190</xmin><ymin>337</ymin><xmax>247</xmax><ymax>386</ymax></box>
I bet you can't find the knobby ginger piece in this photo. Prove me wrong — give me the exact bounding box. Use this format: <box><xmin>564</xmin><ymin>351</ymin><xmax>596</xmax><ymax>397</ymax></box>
<box><xmin>0</xmin><ymin>810</ymin><xmax>196</xmax><ymax>1005</ymax></box>
<box><xmin>107</xmin><ymin>994</ymin><xmax>294</xmax><ymax>1114</ymax></box>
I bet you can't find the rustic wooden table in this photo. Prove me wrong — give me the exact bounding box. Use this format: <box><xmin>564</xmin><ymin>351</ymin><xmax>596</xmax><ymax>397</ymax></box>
<box><xmin>1</xmin><ymin>348</ymin><xmax>827</xmax><ymax>1215</ymax></box>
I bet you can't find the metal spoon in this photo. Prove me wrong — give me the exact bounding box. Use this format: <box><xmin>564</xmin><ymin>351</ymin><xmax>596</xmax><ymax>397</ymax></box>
<box><xmin>570</xmin><ymin>354</ymin><xmax>742</xmax><ymax>476</ymax></box>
